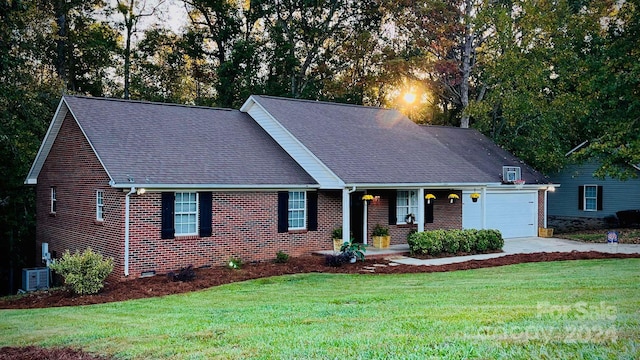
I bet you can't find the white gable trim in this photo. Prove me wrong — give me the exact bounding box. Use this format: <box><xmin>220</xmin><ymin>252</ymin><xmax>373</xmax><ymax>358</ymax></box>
<box><xmin>24</xmin><ymin>97</ymin><xmax>114</xmax><ymax>185</ymax></box>
<box><xmin>241</xmin><ymin>96</ymin><xmax>345</xmax><ymax>189</ymax></box>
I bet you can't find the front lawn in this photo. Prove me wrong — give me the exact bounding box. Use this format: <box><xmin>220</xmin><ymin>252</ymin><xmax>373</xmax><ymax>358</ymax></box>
<box><xmin>1</xmin><ymin>259</ymin><xmax>638</xmax><ymax>359</ymax></box>
<box><xmin>558</xmin><ymin>228</ymin><xmax>640</xmax><ymax>244</ymax></box>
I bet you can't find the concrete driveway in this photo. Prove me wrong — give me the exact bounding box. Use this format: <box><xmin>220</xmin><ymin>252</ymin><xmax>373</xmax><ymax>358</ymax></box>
<box><xmin>391</xmin><ymin>237</ymin><xmax>640</xmax><ymax>266</ymax></box>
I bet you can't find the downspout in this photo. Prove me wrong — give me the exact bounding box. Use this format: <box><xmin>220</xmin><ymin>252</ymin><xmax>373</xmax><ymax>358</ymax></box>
<box><xmin>124</xmin><ymin>187</ymin><xmax>135</xmax><ymax>277</ymax></box>
<box><xmin>543</xmin><ymin>187</ymin><xmax>552</xmax><ymax>229</ymax></box>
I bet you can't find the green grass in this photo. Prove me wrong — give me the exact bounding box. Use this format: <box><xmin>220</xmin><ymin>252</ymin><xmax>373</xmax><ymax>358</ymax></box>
<box><xmin>1</xmin><ymin>259</ymin><xmax>639</xmax><ymax>359</ymax></box>
<box><xmin>560</xmin><ymin>228</ymin><xmax>640</xmax><ymax>244</ymax></box>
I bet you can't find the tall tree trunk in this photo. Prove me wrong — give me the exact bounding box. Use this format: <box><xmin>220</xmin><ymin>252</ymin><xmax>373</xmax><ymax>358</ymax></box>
<box><xmin>54</xmin><ymin>0</ymin><xmax>67</xmax><ymax>87</ymax></box>
<box><xmin>459</xmin><ymin>0</ymin><xmax>474</xmax><ymax>129</ymax></box>
<box><xmin>124</xmin><ymin>19</ymin><xmax>132</xmax><ymax>99</ymax></box>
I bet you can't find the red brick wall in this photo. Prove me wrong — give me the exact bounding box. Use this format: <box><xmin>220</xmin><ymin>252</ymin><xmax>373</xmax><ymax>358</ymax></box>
<box><xmin>127</xmin><ymin>190</ymin><xmax>343</xmax><ymax>277</ymax></box>
<box><xmin>36</xmin><ymin>113</ymin><xmax>125</xmax><ymax>276</ymax></box>
<box><xmin>36</xmin><ymin>113</ymin><xmax>345</xmax><ymax>280</ymax></box>
<box><xmin>365</xmin><ymin>190</ymin><xmax>462</xmax><ymax>245</ymax></box>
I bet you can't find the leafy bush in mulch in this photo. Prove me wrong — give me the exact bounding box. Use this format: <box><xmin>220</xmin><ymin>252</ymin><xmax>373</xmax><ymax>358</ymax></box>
<box><xmin>408</xmin><ymin>229</ymin><xmax>503</xmax><ymax>256</ymax></box>
<box><xmin>48</xmin><ymin>248</ymin><xmax>114</xmax><ymax>295</ymax></box>
<box><xmin>167</xmin><ymin>265</ymin><xmax>196</xmax><ymax>282</ymax></box>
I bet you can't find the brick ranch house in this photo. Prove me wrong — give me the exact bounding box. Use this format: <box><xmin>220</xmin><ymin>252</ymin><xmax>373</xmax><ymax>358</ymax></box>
<box><xmin>26</xmin><ymin>95</ymin><xmax>555</xmax><ymax>279</ymax></box>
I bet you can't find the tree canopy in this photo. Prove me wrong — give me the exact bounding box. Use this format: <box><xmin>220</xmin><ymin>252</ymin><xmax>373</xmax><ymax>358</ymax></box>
<box><xmin>0</xmin><ymin>0</ymin><xmax>638</xmax><ymax>293</ymax></box>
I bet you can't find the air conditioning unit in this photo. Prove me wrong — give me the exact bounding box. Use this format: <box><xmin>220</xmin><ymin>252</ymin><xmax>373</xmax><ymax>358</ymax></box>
<box><xmin>22</xmin><ymin>267</ymin><xmax>50</xmax><ymax>291</ymax></box>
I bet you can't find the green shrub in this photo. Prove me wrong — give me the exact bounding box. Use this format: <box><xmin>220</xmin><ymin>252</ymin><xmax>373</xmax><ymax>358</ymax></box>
<box><xmin>408</xmin><ymin>229</ymin><xmax>504</xmax><ymax>256</ymax></box>
<box><xmin>458</xmin><ymin>229</ymin><xmax>476</xmax><ymax>253</ymax></box>
<box><xmin>275</xmin><ymin>251</ymin><xmax>290</xmax><ymax>263</ymax></box>
<box><xmin>475</xmin><ymin>231</ymin><xmax>490</xmax><ymax>252</ymax></box>
<box><xmin>481</xmin><ymin>229</ymin><xmax>504</xmax><ymax>250</ymax></box>
<box><xmin>228</xmin><ymin>257</ymin><xmax>243</xmax><ymax>269</ymax></box>
<box><xmin>408</xmin><ymin>230</ymin><xmax>444</xmax><ymax>256</ymax></box>
<box><xmin>441</xmin><ymin>230</ymin><xmax>461</xmax><ymax>254</ymax></box>
<box><xmin>49</xmin><ymin>248</ymin><xmax>114</xmax><ymax>295</ymax></box>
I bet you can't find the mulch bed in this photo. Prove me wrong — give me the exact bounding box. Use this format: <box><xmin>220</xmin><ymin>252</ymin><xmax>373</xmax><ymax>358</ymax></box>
<box><xmin>1</xmin><ymin>251</ymin><xmax>639</xmax><ymax>359</ymax></box>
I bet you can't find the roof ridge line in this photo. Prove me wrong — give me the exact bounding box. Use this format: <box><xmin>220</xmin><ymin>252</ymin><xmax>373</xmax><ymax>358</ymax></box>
<box><xmin>64</xmin><ymin>95</ymin><xmax>235</xmax><ymax>112</ymax></box>
<box><xmin>254</xmin><ymin>95</ymin><xmax>390</xmax><ymax>111</ymax></box>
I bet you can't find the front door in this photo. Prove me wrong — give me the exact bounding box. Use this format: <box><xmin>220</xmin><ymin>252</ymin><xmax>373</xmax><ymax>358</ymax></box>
<box><xmin>350</xmin><ymin>191</ymin><xmax>364</xmax><ymax>243</ymax></box>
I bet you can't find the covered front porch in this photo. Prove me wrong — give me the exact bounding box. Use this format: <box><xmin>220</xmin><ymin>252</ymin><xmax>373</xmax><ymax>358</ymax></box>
<box><xmin>335</xmin><ymin>183</ymin><xmax>548</xmax><ymax>246</ymax></box>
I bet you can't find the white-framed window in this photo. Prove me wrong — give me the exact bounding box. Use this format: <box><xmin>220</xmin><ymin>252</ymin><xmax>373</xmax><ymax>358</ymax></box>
<box><xmin>96</xmin><ymin>190</ymin><xmax>104</xmax><ymax>221</ymax></box>
<box><xmin>288</xmin><ymin>191</ymin><xmax>306</xmax><ymax>230</ymax></box>
<box><xmin>397</xmin><ymin>190</ymin><xmax>418</xmax><ymax>224</ymax></box>
<box><xmin>50</xmin><ymin>187</ymin><xmax>57</xmax><ymax>213</ymax></box>
<box><xmin>175</xmin><ymin>192</ymin><xmax>198</xmax><ymax>236</ymax></box>
<box><xmin>584</xmin><ymin>185</ymin><xmax>598</xmax><ymax>211</ymax></box>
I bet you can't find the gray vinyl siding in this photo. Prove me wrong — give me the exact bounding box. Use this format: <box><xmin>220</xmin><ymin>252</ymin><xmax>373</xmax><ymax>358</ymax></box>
<box><xmin>548</xmin><ymin>161</ymin><xmax>640</xmax><ymax>218</ymax></box>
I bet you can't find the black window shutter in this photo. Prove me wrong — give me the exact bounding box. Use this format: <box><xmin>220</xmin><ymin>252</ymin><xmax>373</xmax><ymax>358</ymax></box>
<box><xmin>307</xmin><ymin>191</ymin><xmax>318</xmax><ymax>231</ymax></box>
<box><xmin>597</xmin><ymin>186</ymin><xmax>603</xmax><ymax>211</ymax></box>
<box><xmin>199</xmin><ymin>192</ymin><xmax>213</xmax><ymax>237</ymax></box>
<box><xmin>578</xmin><ymin>186</ymin><xmax>584</xmax><ymax>210</ymax></box>
<box><xmin>424</xmin><ymin>200</ymin><xmax>434</xmax><ymax>224</ymax></box>
<box><xmin>161</xmin><ymin>192</ymin><xmax>175</xmax><ymax>239</ymax></box>
<box><xmin>277</xmin><ymin>191</ymin><xmax>289</xmax><ymax>233</ymax></box>
<box><xmin>388</xmin><ymin>191</ymin><xmax>397</xmax><ymax>225</ymax></box>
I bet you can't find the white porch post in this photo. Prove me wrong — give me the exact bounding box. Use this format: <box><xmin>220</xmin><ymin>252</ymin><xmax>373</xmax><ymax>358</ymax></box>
<box><xmin>363</xmin><ymin>199</ymin><xmax>368</xmax><ymax>245</ymax></box>
<box><xmin>342</xmin><ymin>188</ymin><xmax>350</xmax><ymax>244</ymax></box>
<box><xmin>417</xmin><ymin>188</ymin><xmax>425</xmax><ymax>232</ymax></box>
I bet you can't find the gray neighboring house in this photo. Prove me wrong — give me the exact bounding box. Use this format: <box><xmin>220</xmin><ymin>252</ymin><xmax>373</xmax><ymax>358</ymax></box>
<box><xmin>547</xmin><ymin>159</ymin><xmax>640</xmax><ymax>231</ymax></box>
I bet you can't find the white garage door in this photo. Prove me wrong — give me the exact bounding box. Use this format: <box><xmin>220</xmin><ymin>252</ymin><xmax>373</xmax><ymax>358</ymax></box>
<box><xmin>462</xmin><ymin>190</ymin><xmax>538</xmax><ymax>238</ymax></box>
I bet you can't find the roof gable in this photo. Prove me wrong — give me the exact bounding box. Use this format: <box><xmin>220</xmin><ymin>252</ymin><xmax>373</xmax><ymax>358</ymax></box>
<box><xmin>28</xmin><ymin>96</ymin><xmax>316</xmax><ymax>188</ymax></box>
<box><xmin>247</xmin><ymin>95</ymin><xmax>548</xmax><ymax>185</ymax></box>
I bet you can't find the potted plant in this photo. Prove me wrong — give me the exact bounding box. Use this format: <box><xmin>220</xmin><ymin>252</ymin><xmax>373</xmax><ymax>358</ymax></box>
<box><xmin>332</xmin><ymin>227</ymin><xmax>344</xmax><ymax>252</ymax></box>
<box><xmin>448</xmin><ymin>193</ymin><xmax>459</xmax><ymax>203</ymax></box>
<box><xmin>340</xmin><ymin>240</ymin><xmax>366</xmax><ymax>263</ymax></box>
<box><xmin>372</xmin><ymin>223</ymin><xmax>390</xmax><ymax>249</ymax></box>
<box><xmin>470</xmin><ymin>192</ymin><xmax>480</xmax><ymax>203</ymax></box>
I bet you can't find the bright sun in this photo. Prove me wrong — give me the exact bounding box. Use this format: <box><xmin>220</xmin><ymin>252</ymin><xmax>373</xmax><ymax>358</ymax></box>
<box><xmin>403</xmin><ymin>92</ymin><xmax>416</xmax><ymax>104</ymax></box>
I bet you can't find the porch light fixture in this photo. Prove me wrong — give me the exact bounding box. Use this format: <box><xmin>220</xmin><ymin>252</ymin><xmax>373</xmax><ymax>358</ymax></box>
<box><xmin>362</xmin><ymin>194</ymin><xmax>374</xmax><ymax>202</ymax></box>
<box><xmin>425</xmin><ymin>193</ymin><xmax>436</xmax><ymax>204</ymax></box>
<box><xmin>470</xmin><ymin>192</ymin><xmax>481</xmax><ymax>202</ymax></box>
<box><xmin>447</xmin><ymin>193</ymin><xmax>459</xmax><ymax>204</ymax></box>
<box><xmin>136</xmin><ymin>188</ymin><xmax>146</xmax><ymax>195</ymax></box>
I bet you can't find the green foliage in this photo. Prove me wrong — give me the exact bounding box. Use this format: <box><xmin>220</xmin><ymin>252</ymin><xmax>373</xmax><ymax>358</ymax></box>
<box><xmin>275</xmin><ymin>251</ymin><xmax>290</xmax><ymax>264</ymax></box>
<box><xmin>49</xmin><ymin>248</ymin><xmax>114</xmax><ymax>295</ymax></box>
<box><xmin>372</xmin><ymin>224</ymin><xmax>389</xmax><ymax>236</ymax></box>
<box><xmin>481</xmin><ymin>229</ymin><xmax>504</xmax><ymax>250</ymax></box>
<box><xmin>441</xmin><ymin>230</ymin><xmax>461</xmax><ymax>254</ymax></box>
<box><xmin>331</xmin><ymin>227</ymin><xmax>342</xmax><ymax>239</ymax></box>
<box><xmin>407</xmin><ymin>230</ymin><xmax>444</xmax><ymax>256</ymax></box>
<box><xmin>408</xmin><ymin>229</ymin><xmax>503</xmax><ymax>256</ymax></box>
<box><xmin>339</xmin><ymin>241</ymin><xmax>366</xmax><ymax>262</ymax></box>
<box><xmin>227</xmin><ymin>257</ymin><xmax>242</xmax><ymax>270</ymax></box>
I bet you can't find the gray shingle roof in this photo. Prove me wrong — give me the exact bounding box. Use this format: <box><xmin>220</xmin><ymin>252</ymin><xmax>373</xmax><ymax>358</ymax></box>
<box><xmin>251</xmin><ymin>95</ymin><xmax>548</xmax><ymax>184</ymax></box>
<box><xmin>64</xmin><ymin>96</ymin><xmax>316</xmax><ymax>187</ymax></box>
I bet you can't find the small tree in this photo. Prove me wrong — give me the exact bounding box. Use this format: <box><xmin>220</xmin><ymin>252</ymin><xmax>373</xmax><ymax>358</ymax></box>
<box><xmin>49</xmin><ymin>248</ymin><xmax>114</xmax><ymax>295</ymax></box>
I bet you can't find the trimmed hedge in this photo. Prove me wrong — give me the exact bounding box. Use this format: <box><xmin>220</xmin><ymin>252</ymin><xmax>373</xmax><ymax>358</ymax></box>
<box><xmin>408</xmin><ymin>229</ymin><xmax>504</xmax><ymax>256</ymax></box>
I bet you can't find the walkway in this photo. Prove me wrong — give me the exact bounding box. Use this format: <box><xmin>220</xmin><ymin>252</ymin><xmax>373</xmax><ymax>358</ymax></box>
<box><xmin>390</xmin><ymin>237</ymin><xmax>640</xmax><ymax>266</ymax></box>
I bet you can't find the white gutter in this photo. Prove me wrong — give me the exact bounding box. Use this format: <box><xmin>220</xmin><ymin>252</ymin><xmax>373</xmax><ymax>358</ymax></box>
<box><xmin>345</xmin><ymin>182</ymin><xmax>498</xmax><ymax>189</ymax></box>
<box><xmin>124</xmin><ymin>187</ymin><xmax>136</xmax><ymax>277</ymax></box>
<box><xmin>111</xmin><ymin>183</ymin><xmax>320</xmax><ymax>191</ymax></box>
